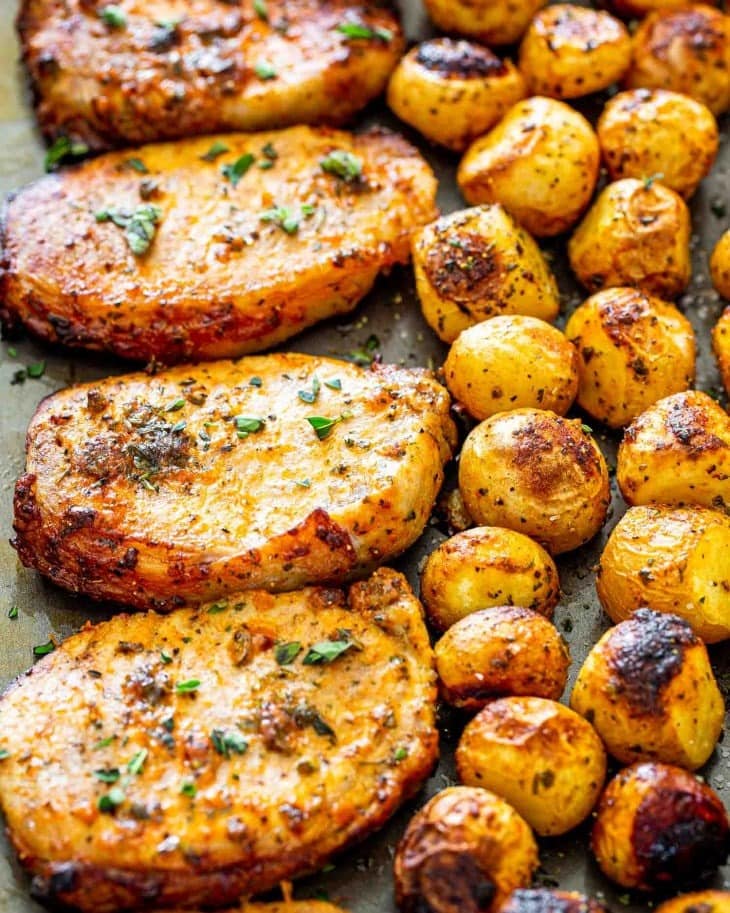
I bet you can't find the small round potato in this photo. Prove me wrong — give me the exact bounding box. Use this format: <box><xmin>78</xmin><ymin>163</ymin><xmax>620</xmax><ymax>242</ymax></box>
<box><xmin>713</xmin><ymin>306</ymin><xmax>730</xmax><ymax>396</ymax></box>
<box><xmin>598</xmin><ymin>89</ymin><xmax>719</xmax><ymax>199</ymax></box>
<box><xmin>421</xmin><ymin>527</ymin><xmax>560</xmax><ymax>631</ymax></box>
<box><xmin>422</xmin><ymin>0</ymin><xmax>548</xmax><ymax>46</ymax></box>
<box><xmin>458</xmin><ymin>409</ymin><xmax>611</xmax><ymax>554</ymax></box>
<box><xmin>519</xmin><ymin>6</ymin><xmax>632</xmax><ymax>99</ymax></box>
<box><xmin>501</xmin><ymin>890</ymin><xmax>610</xmax><ymax>913</ymax></box>
<box><xmin>456</xmin><ymin>697</ymin><xmax>607</xmax><ymax>836</ymax></box>
<box><xmin>617</xmin><ymin>390</ymin><xmax>730</xmax><ymax>511</ymax></box>
<box><xmin>435</xmin><ymin>607</ymin><xmax>570</xmax><ymax>710</ymax></box>
<box><xmin>654</xmin><ymin>892</ymin><xmax>730</xmax><ymax>913</ymax></box>
<box><xmin>626</xmin><ymin>5</ymin><xmax>730</xmax><ymax>116</ymax></box>
<box><xmin>597</xmin><ymin>504</ymin><xmax>730</xmax><ymax>643</ymax></box>
<box><xmin>394</xmin><ymin>786</ymin><xmax>539</xmax><ymax>913</ymax></box>
<box><xmin>571</xmin><ymin>609</ymin><xmax>724</xmax><ymax>769</ymax></box>
<box><xmin>457</xmin><ymin>97</ymin><xmax>600</xmax><ymax>237</ymax></box>
<box><xmin>565</xmin><ymin>287</ymin><xmax>696</xmax><ymax>429</ymax></box>
<box><xmin>444</xmin><ymin>316</ymin><xmax>579</xmax><ymax>420</ymax></box>
<box><xmin>413</xmin><ymin>206</ymin><xmax>560</xmax><ymax>343</ymax></box>
<box><xmin>592</xmin><ymin>762</ymin><xmax>730</xmax><ymax>890</ymax></box>
<box><xmin>711</xmin><ymin>233</ymin><xmax>730</xmax><ymax>301</ymax></box>
<box><xmin>387</xmin><ymin>40</ymin><xmax>526</xmax><ymax>152</ymax></box>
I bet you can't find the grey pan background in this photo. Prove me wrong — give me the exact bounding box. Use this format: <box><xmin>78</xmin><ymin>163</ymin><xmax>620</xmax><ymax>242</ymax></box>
<box><xmin>1</xmin><ymin>1</ymin><xmax>730</xmax><ymax>911</ymax></box>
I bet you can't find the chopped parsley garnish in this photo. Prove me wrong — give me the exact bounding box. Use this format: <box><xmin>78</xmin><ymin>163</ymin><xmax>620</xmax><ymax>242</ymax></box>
<box><xmin>211</xmin><ymin>728</ymin><xmax>248</xmax><ymax>758</ymax></box>
<box><xmin>260</xmin><ymin>205</ymin><xmax>307</xmax><ymax>234</ymax></box>
<box><xmin>26</xmin><ymin>361</ymin><xmax>46</xmax><ymax>379</ymax></box>
<box><xmin>298</xmin><ymin>376</ymin><xmax>320</xmax><ymax>404</ymax></box>
<box><xmin>249</xmin><ymin>376</ymin><xmax>263</xmax><ymax>387</ymax></box>
<box><xmin>302</xmin><ymin>638</ymin><xmax>354</xmax><ymax>665</ymax></box>
<box><xmin>95</xmin><ymin>204</ymin><xmax>162</xmax><ymax>256</ymax></box>
<box><xmin>294</xmin><ymin>478</ymin><xmax>311</xmax><ymax>488</ymax></box>
<box><xmin>234</xmin><ymin>415</ymin><xmax>265</xmax><ymax>438</ymax></box>
<box><xmin>581</xmin><ymin>423</ymin><xmax>593</xmax><ymax>434</ymax></box>
<box><xmin>175</xmin><ymin>679</ymin><xmax>201</xmax><ymax>693</ymax></box>
<box><xmin>336</xmin><ymin>22</ymin><xmax>392</xmax><ymax>41</ymax></box>
<box><xmin>165</xmin><ymin>397</ymin><xmax>185</xmax><ymax>412</ymax></box>
<box><xmin>253</xmin><ymin>0</ymin><xmax>268</xmax><ymax>19</ymax></box>
<box><xmin>33</xmin><ymin>640</ymin><xmax>55</xmax><ymax>657</ymax></box>
<box><xmin>180</xmin><ymin>780</ymin><xmax>197</xmax><ymax>797</ymax></box>
<box><xmin>0</xmin><ymin>749</ymin><xmax>10</xmax><ymax>761</ymax></box>
<box><xmin>222</xmin><ymin>153</ymin><xmax>255</xmax><ymax>187</ymax></box>
<box><xmin>207</xmin><ymin>602</ymin><xmax>227</xmax><ymax>614</ymax></box>
<box><xmin>44</xmin><ymin>136</ymin><xmax>89</xmax><ymax>172</ymax></box>
<box><xmin>125</xmin><ymin>157</ymin><xmax>148</xmax><ymax>174</ymax></box>
<box><xmin>160</xmin><ymin>649</ymin><xmax>173</xmax><ymax>664</ymax></box>
<box><xmin>98</xmin><ymin>787</ymin><xmax>125</xmax><ymax>813</ymax></box>
<box><xmin>93</xmin><ymin>768</ymin><xmax>121</xmax><ymax>783</ymax></box>
<box><xmin>262</xmin><ymin>142</ymin><xmax>278</xmax><ymax>160</ymax></box>
<box><xmin>393</xmin><ymin>746</ymin><xmax>408</xmax><ymax>762</ymax></box>
<box><xmin>201</xmin><ymin>141</ymin><xmax>229</xmax><ymax>162</ymax></box>
<box><xmin>99</xmin><ymin>5</ymin><xmax>127</xmax><ymax>28</ymax></box>
<box><xmin>8</xmin><ymin>606</ymin><xmax>19</xmax><ymax>620</ymax></box>
<box><xmin>346</xmin><ymin>334</ymin><xmax>380</xmax><ymax>366</ymax></box>
<box><xmin>306</xmin><ymin>412</ymin><xmax>351</xmax><ymax>440</ymax></box>
<box><xmin>254</xmin><ymin>60</ymin><xmax>277</xmax><ymax>80</ymax></box>
<box><xmin>320</xmin><ymin>150</ymin><xmax>363</xmax><ymax>183</ymax></box>
<box><xmin>643</xmin><ymin>172</ymin><xmax>664</xmax><ymax>190</ymax></box>
<box><xmin>275</xmin><ymin>642</ymin><xmax>302</xmax><ymax>665</ymax></box>
<box><xmin>93</xmin><ymin>735</ymin><xmax>117</xmax><ymax>750</ymax></box>
<box><xmin>127</xmin><ymin>748</ymin><xmax>148</xmax><ymax>775</ymax></box>
<box><xmin>324</xmin><ymin>378</ymin><xmax>342</xmax><ymax>391</ymax></box>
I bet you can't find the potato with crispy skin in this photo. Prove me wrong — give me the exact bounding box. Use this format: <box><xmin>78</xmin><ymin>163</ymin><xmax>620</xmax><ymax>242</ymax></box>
<box><xmin>394</xmin><ymin>786</ymin><xmax>539</xmax><ymax>913</ymax></box>
<box><xmin>565</xmin><ymin>287</ymin><xmax>696</xmax><ymax>429</ymax></box>
<box><xmin>456</xmin><ymin>697</ymin><xmax>607</xmax><ymax>836</ymax></box>
<box><xmin>592</xmin><ymin>763</ymin><xmax>730</xmax><ymax>890</ymax></box>
<box><xmin>711</xmin><ymin>236</ymin><xmax>730</xmax><ymax>301</ymax></box>
<box><xmin>387</xmin><ymin>39</ymin><xmax>526</xmax><ymax>152</ymax></box>
<box><xmin>713</xmin><ymin>306</ymin><xmax>730</xmax><ymax>396</ymax></box>
<box><xmin>571</xmin><ymin>609</ymin><xmax>724</xmax><ymax>768</ymax></box>
<box><xmin>458</xmin><ymin>97</ymin><xmax>600</xmax><ymax>237</ymax></box>
<box><xmin>501</xmin><ymin>890</ymin><xmax>611</xmax><ymax>913</ymax></box>
<box><xmin>654</xmin><ymin>892</ymin><xmax>730</xmax><ymax>913</ymax></box>
<box><xmin>597</xmin><ymin>505</ymin><xmax>730</xmax><ymax>643</ymax></box>
<box><xmin>422</xmin><ymin>0</ymin><xmax>548</xmax><ymax>46</ymax></box>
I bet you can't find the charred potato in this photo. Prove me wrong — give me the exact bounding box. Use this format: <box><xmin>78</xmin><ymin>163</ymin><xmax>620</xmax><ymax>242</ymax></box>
<box><xmin>422</xmin><ymin>0</ymin><xmax>549</xmax><ymax>47</ymax></box>
<box><xmin>626</xmin><ymin>5</ymin><xmax>730</xmax><ymax>116</ymax></box>
<box><xmin>617</xmin><ymin>390</ymin><xmax>730</xmax><ymax>511</ymax></box>
<box><xmin>654</xmin><ymin>892</ymin><xmax>730</xmax><ymax>913</ymax></box>
<box><xmin>713</xmin><ymin>306</ymin><xmax>730</xmax><ymax>396</ymax></box>
<box><xmin>519</xmin><ymin>6</ymin><xmax>632</xmax><ymax>99</ymax></box>
<box><xmin>598</xmin><ymin>89</ymin><xmax>719</xmax><ymax>199</ymax></box>
<box><xmin>570</xmin><ymin>609</ymin><xmax>724</xmax><ymax>768</ymax></box>
<box><xmin>501</xmin><ymin>890</ymin><xmax>610</xmax><ymax>913</ymax></box>
<box><xmin>457</xmin><ymin>97</ymin><xmax>600</xmax><ymax>237</ymax></box>
<box><xmin>565</xmin><ymin>287</ymin><xmax>696</xmax><ymax>429</ymax></box>
<box><xmin>456</xmin><ymin>697</ymin><xmax>607</xmax><ymax>836</ymax></box>
<box><xmin>435</xmin><ymin>607</ymin><xmax>570</xmax><ymax>710</ymax></box>
<box><xmin>420</xmin><ymin>527</ymin><xmax>561</xmax><ymax>631</ymax></box>
<box><xmin>413</xmin><ymin>206</ymin><xmax>560</xmax><ymax>343</ymax></box>
<box><xmin>711</xmin><ymin>234</ymin><xmax>730</xmax><ymax>301</ymax></box>
<box><xmin>597</xmin><ymin>504</ymin><xmax>730</xmax><ymax>643</ymax></box>
<box><xmin>444</xmin><ymin>315</ymin><xmax>579</xmax><ymax>420</ymax></box>
<box><xmin>458</xmin><ymin>409</ymin><xmax>611</xmax><ymax>554</ymax></box>
<box><xmin>569</xmin><ymin>178</ymin><xmax>691</xmax><ymax>299</ymax></box>
<box><xmin>592</xmin><ymin>762</ymin><xmax>730</xmax><ymax>890</ymax></box>
<box><xmin>394</xmin><ymin>786</ymin><xmax>539</xmax><ymax>913</ymax></box>
<box><xmin>387</xmin><ymin>40</ymin><xmax>526</xmax><ymax>152</ymax></box>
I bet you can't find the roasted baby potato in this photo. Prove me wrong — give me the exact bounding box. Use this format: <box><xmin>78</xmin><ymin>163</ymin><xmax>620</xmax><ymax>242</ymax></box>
<box><xmin>435</xmin><ymin>607</ymin><xmax>570</xmax><ymax>710</ymax></box>
<box><xmin>592</xmin><ymin>762</ymin><xmax>730</xmax><ymax>890</ymax></box>
<box><xmin>458</xmin><ymin>409</ymin><xmax>611</xmax><ymax>554</ymax></box>
<box><xmin>420</xmin><ymin>527</ymin><xmax>560</xmax><ymax>631</ymax></box>
<box><xmin>571</xmin><ymin>609</ymin><xmax>724</xmax><ymax>768</ymax></box>
<box><xmin>422</xmin><ymin>0</ymin><xmax>548</xmax><ymax>46</ymax></box>
<box><xmin>413</xmin><ymin>206</ymin><xmax>560</xmax><ymax>343</ymax></box>
<box><xmin>711</xmin><ymin>234</ymin><xmax>730</xmax><ymax>301</ymax></box>
<box><xmin>444</xmin><ymin>315</ymin><xmax>579</xmax><ymax>420</ymax></box>
<box><xmin>394</xmin><ymin>786</ymin><xmax>539</xmax><ymax>913</ymax></box>
<box><xmin>456</xmin><ymin>697</ymin><xmax>607</xmax><ymax>836</ymax></box>
<box><xmin>654</xmin><ymin>892</ymin><xmax>730</xmax><ymax>913</ymax></box>
<box><xmin>597</xmin><ymin>504</ymin><xmax>730</xmax><ymax>643</ymax></box>
<box><xmin>501</xmin><ymin>890</ymin><xmax>610</xmax><ymax>913</ymax></box>
<box><xmin>617</xmin><ymin>390</ymin><xmax>730</xmax><ymax>512</ymax></box>
<box><xmin>713</xmin><ymin>306</ymin><xmax>730</xmax><ymax>396</ymax></box>
<box><xmin>598</xmin><ymin>89</ymin><xmax>719</xmax><ymax>199</ymax></box>
<box><xmin>387</xmin><ymin>39</ymin><xmax>526</xmax><ymax>152</ymax></box>
<box><xmin>519</xmin><ymin>6</ymin><xmax>632</xmax><ymax>99</ymax></box>
<box><xmin>568</xmin><ymin>178</ymin><xmax>691</xmax><ymax>299</ymax></box>
<box><xmin>625</xmin><ymin>5</ymin><xmax>730</xmax><ymax>116</ymax></box>
<box><xmin>565</xmin><ymin>287</ymin><xmax>696</xmax><ymax>428</ymax></box>
<box><xmin>457</xmin><ymin>97</ymin><xmax>600</xmax><ymax>237</ymax></box>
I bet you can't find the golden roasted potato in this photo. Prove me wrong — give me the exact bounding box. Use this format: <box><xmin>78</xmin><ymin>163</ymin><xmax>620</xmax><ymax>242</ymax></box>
<box><xmin>597</xmin><ymin>89</ymin><xmax>719</xmax><ymax>199</ymax></box>
<box><xmin>444</xmin><ymin>315</ymin><xmax>579</xmax><ymax>420</ymax></box>
<box><xmin>387</xmin><ymin>39</ymin><xmax>526</xmax><ymax>152</ymax></box>
<box><xmin>413</xmin><ymin>206</ymin><xmax>560</xmax><ymax>343</ymax></box>
<box><xmin>456</xmin><ymin>697</ymin><xmax>607</xmax><ymax>836</ymax></box>
<box><xmin>458</xmin><ymin>409</ymin><xmax>611</xmax><ymax>554</ymax></box>
<box><xmin>394</xmin><ymin>786</ymin><xmax>539</xmax><ymax>913</ymax></box>
<box><xmin>519</xmin><ymin>6</ymin><xmax>632</xmax><ymax>99</ymax></box>
<box><xmin>617</xmin><ymin>390</ymin><xmax>730</xmax><ymax>511</ymax></box>
<box><xmin>625</xmin><ymin>5</ymin><xmax>730</xmax><ymax>115</ymax></box>
<box><xmin>435</xmin><ymin>606</ymin><xmax>570</xmax><ymax>710</ymax></box>
<box><xmin>713</xmin><ymin>306</ymin><xmax>730</xmax><ymax>396</ymax></box>
<box><xmin>501</xmin><ymin>890</ymin><xmax>610</xmax><ymax>913</ymax></box>
<box><xmin>597</xmin><ymin>504</ymin><xmax>730</xmax><ymax>643</ymax></box>
<box><xmin>592</xmin><ymin>762</ymin><xmax>730</xmax><ymax>890</ymax></box>
<box><xmin>571</xmin><ymin>608</ymin><xmax>724</xmax><ymax>768</ymax></box>
<box><xmin>654</xmin><ymin>892</ymin><xmax>730</xmax><ymax>913</ymax></box>
<box><xmin>457</xmin><ymin>97</ymin><xmax>600</xmax><ymax>237</ymax></box>
<box><xmin>565</xmin><ymin>287</ymin><xmax>696</xmax><ymax>428</ymax></box>
<box><xmin>711</xmin><ymin>234</ymin><xmax>730</xmax><ymax>301</ymax></box>
<box><xmin>569</xmin><ymin>178</ymin><xmax>691</xmax><ymax>299</ymax></box>
<box><xmin>422</xmin><ymin>0</ymin><xmax>548</xmax><ymax>46</ymax></box>
<box><xmin>420</xmin><ymin>527</ymin><xmax>560</xmax><ymax>631</ymax></box>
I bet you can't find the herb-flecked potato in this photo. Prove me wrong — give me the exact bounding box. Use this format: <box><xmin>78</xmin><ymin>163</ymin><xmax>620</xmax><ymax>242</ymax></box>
<box><xmin>597</xmin><ymin>505</ymin><xmax>730</xmax><ymax>643</ymax></box>
<box><xmin>570</xmin><ymin>609</ymin><xmax>724</xmax><ymax>768</ymax></box>
<box><xmin>625</xmin><ymin>5</ymin><xmax>730</xmax><ymax>116</ymax></box>
<box><xmin>457</xmin><ymin>97</ymin><xmax>600</xmax><ymax>237</ymax></box>
<box><xmin>617</xmin><ymin>390</ymin><xmax>730</xmax><ymax>512</ymax></box>
<box><xmin>501</xmin><ymin>889</ymin><xmax>611</xmax><ymax>913</ymax></box>
<box><xmin>568</xmin><ymin>178</ymin><xmax>691</xmax><ymax>299</ymax></box>
<box><xmin>394</xmin><ymin>786</ymin><xmax>539</xmax><ymax>913</ymax></box>
<box><xmin>412</xmin><ymin>206</ymin><xmax>560</xmax><ymax>343</ymax></box>
<box><xmin>458</xmin><ymin>409</ymin><xmax>611</xmax><ymax>554</ymax></box>
<box><xmin>565</xmin><ymin>287</ymin><xmax>696</xmax><ymax>429</ymax></box>
<box><xmin>456</xmin><ymin>697</ymin><xmax>607</xmax><ymax>836</ymax></box>
<box><xmin>420</xmin><ymin>527</ymin><xmax>561</xmax><ymax>631</ymax></box>
<box><xmin>711</xmin><ymin>234</ymin><xmax>730</xmax><ymax>301</ymax></box>
<box><xmin>422</xmin><ymin>0</ymin><xmax>549</xmax><ymax>46</ymax></box>
<box><xmin>519</xmin><ymin>6</ymin><xmax>632</xmax><ymax>99</ymax></box>
<box><xmin>435</xmin><ymin>607</ymin><xmax>570</xmax><ymax>709</ymax></box>
<box><xmin>713</xmin><ymin>306</ymin><xmax>730</xmax><ymax>397</ymax></box>
<box><xmin>444</xmin><ymin>315</ymin><xmax>579</xmax><ymax>420</ymax></box>
<box><xmin>654</xmin><ymin>892</ymin><xmax>730</xmax><ymax>913</ymax></box>
<box><xmin>591</xmin><ymin>762</ymin><xmax>730</xmax><ymax>890</ymax></box>
<box><xmin>387</xmin><ymin>39</ymin><xmax>526</xmax><ymax>152</ymax></box>
<box><xmin>597</xmin><ymin>89</ymin><xmax>719</xmax><ymax>199</ymax></box>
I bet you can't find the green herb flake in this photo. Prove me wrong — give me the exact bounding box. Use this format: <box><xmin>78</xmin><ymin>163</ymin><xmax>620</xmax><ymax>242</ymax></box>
<box><xmin>275</xmin><ymin>641</ymin><xmax>302</xmax><ymax>665</ymax></box>
<box><xmin>125</xmin><ymin>157</ymin><xmax>148</xmax><ymax>174</ymax></box>
<box><xmin>253</xmin><ymin>0</ymin><xmax>268</xmax><ymax>20</ymax></box>
<box><xmin>93</xmin><ymin>735</ymin><xmax>117</xmax><ymax>750</ymax></box>
<box><xmin>95</xmin><ymin>204</ymin><xmax>162</xmax><ymax>256</ymax></box>
<box><xmin>258</xmin><ymin>160</ymin><xmax>274</xmax><ymax>170</ymax></box>
<box><xmin>336</xmin><ymin>22</ymin><xmax>392</xmax><ymax>41</ymax></box>
<box><xmin>175</xmin><ymin>679</ymin><xmax>201</xmax><ymax>693</ymax></box>
<box><xmin>324</xmin><ymin>378</ymin><xmax>341</xmax><ymax>390</ymax></box>
<box><xmin>7</xmin><ymin>346</ymin><xmax>17</xmax><ymax>357</ymax></box>
<box><xmin>93</xmin><ymin>768</ymin><xmax>121</xmax><ymax>783</ymax></box>
<box><xmin>33</xmin><ymin>640</ymin><xmax>55</xmax><ymax>657</ymax></box>
<box><xmin>127</xmin><ymin>748</ymin><xmax>148</xmax><ymax>776</ymax></box>
<box><xmin>44</xmin><ymin>136</ymin><xmax>89</xmax><ymax>172</ymax></box>
<box><xmin>160</xmin><ymin>649</ymin><xmax>173</xmax><ymax>665</ymax></box>
<box><xmin>254</xmin><ymin>60</ymin><xmax>277</xmax><ymax>80</ymax></box>
<box><xmin>249</xmin><ymin>376</ymin><xmax>263</xmax><ymax>387</ymax></box>
<box><xmin>201</xmin><ymin>141</ymin><xmax>230</xmax><ymax>162</ymax></box>
<box><xmin>294</xmin><ymin>478</ymin><xmax>311</xmax><ymax>488</ymax></box>
<box><xmin>222</xmin><ymin>152</ymin><xmax>256</xmax><ymax>187</ymax></box>
<box><xmin>165</xmin><ymin>397</ymin><xmax>186</xmax><ymax>412</ymax></box>
<box><xmin>207</xmin><ymin>602</ymin><xmax>227</xmax><ymax>614</ymax></box>
<box><xmin>306</xmin><ymin>412</ymin><xmax>351</xmax><ymax>440</ymax></box>
<box><xmin>99</xmin><ymin>5</ymin><xmax>127</xmax><ymax>28</ymax></box>
<box><xmin>320</xmin><ymin>150</ymin><xmax>363</xmax><ymax>183</ymax></box>
<box><xmin>210</xmin><ymin>728</ymin><xmax>248</xmax><ymax>758</ymax></box>
<box><xmin>98</xmin><ymin>786</ymin><xmax>125</xmax><ymax>813</ymax></box>
<box><xmin>302</xmin><ymin>639</ymin><xmax>354</xmax><ymax>665</ymax></box>
<box><xmin>298</xmin><ymin>375</ymin><xmax>321</xmax><ymax>404</ymax></box>
<box><xmin>26</xmin><ymin>361</ymin><xmax>46</xmax><ymax>379</ymax></box>
<box><xmin>346</xmin><ymin>334</ymin><xmax>380</xmax><ymax>366</ymax></box>
<box><xmin>180</xmin><ymin>780</ymin><xmax>197</xmax><ymax>798</ymax></box>
<box><xmin>581</xmin><ymin>423</ymin><xmax>593</xmax><ymax>434</ymax></box>
<box><xmin>234</xmin><ymin>415</ymin><xmax>265</xmax><ymax>437</ymax></box>
<box><xmin>0</xmin><ymin>749</ymin><xmax>10</xmax><ymax>761</ymax></box>
<box><xmin>393</xmin><ymin>746</ymin><xmax>408</xmax><ymax>762</ymax></box>
<box><xmin>262</xmin><ymin>142</ymin><xmax>278</xmax><ymax>160</ymax></box>
<box><xmin>8</xmin><ymin>606</ymin><xmax>19</xmax><ymax>620</ymax></box>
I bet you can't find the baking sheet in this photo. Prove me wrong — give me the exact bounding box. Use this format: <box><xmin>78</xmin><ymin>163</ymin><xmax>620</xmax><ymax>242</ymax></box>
<box><xmin>1</xmin><ymin>2</ymin><xmax>730</xmax><ymax>911</ymax></box>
